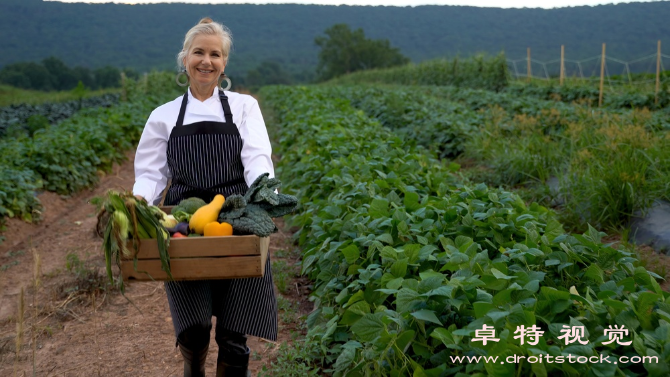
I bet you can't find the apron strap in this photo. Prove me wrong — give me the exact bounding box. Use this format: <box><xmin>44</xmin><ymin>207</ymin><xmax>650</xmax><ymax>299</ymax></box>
<box><xmin>176</xmin><ymin>92</ymin><xmax>188</xmax><ymax>128</ymax></box>
<box><xmin>219</xmin><ymin>91</ymin><xmax>234</xmax><ymax>124</ymax></box>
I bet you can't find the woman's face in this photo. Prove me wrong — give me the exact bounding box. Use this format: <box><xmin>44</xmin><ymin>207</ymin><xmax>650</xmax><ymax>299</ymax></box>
<box><xmin>183</xmin><ymin>34</ymin><xmax>226</xmax><ymax>91</ymax></box>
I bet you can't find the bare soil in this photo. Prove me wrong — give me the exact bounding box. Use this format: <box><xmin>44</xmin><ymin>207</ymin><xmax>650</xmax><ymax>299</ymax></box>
<box><xmin>0</xmin><ymin>150</ymin><xmax>312</xmax><ymax>376</ymax></box>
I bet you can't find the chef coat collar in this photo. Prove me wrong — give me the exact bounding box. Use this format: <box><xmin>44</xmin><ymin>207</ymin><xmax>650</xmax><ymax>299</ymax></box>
<box><xmin>186</xmin><ymin>86</ymin><xmax>223</xmax><ymax>116</ymax></box>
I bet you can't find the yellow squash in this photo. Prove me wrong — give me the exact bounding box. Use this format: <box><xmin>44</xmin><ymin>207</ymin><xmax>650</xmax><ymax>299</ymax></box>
<box><xmin>203</xmin><ymin>221</ymin><xmax>233</xmax><ymax>237</ymax></box>
<box><xmin>189</xmin><ymin>194</ymin><xmax>225</xmax><ymax>234</ymax></box>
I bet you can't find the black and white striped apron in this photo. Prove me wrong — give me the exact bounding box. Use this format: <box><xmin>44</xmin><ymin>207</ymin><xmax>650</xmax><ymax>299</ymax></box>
<box><xmin>163</xmin><ymin>90</ymin><xmax>277</xmax><ymax>341</ymax></box>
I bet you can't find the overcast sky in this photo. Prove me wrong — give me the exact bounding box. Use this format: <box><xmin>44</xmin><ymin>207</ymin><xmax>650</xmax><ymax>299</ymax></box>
<box><xmin>46</xmin><ymin>0</ymin><xmax>663</xmax><ymax>9</ymax></box>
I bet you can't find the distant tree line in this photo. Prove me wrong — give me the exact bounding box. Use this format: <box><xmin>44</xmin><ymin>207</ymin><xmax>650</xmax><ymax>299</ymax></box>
<box><xmin>0</xmin><ymin>56</ymin><xmax>139</xmax><ymax>91</ymax></box>
<box><xmin>2</xmin><ymin>1</ymin><xmax>668</xmax><ymax>82</ymax></box>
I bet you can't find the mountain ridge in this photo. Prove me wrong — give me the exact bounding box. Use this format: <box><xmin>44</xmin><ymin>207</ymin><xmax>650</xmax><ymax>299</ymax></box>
<box><xmin>1</xmin><ymin>0</ymin><xmax>667</xmax><ymax>79</ymax></box>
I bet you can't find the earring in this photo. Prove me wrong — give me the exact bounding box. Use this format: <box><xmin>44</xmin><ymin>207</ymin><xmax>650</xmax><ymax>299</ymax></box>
<box><xmin>176</xmin><ymin>69</ymin><xmax>189</xmax><ymax>87</ymax></box>
<box><xmin>219</xmin><ymin>73</ymin><xmax>232</xmax><ymax>91</ymax></box>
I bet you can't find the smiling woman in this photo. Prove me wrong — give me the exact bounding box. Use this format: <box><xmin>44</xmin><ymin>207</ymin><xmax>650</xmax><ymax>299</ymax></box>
<box><xmin>132</xmin><ymin>16</ymin><xmax>277</xmax><ymax>377</ymax></box>
<box><xmin>175</xmin><ymin>18</ymin><xmax>233</xmax><ymax>98</ymax></box>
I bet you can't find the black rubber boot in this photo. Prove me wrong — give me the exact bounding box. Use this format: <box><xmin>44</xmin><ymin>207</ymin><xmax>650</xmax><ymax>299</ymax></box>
<box><xmin>178</xmin><ymin>323</ymin><xmax>212</xmax><ymax>377</ymax></box>
<box><xmin>215</xmin><ymin>329</ymin><xmax>250</xmax><ymax>377</ymax></box>
<box><xmin>216</xmin><ymin>347</ymin><xmax>250</xmax><ymax>377</ymax></box>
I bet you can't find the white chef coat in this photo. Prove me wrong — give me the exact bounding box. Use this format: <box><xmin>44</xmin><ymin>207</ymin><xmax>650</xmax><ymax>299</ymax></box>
<box><xmin>133</xmin><ymin>86</ymin><xmax>274</xmax><ymax>205</ymax></box>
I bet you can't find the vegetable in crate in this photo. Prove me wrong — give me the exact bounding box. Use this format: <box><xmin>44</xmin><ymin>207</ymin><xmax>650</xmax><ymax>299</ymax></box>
<box><xmin>189</xmin><ymin>194</ymin><xmax>226</xmax><ymax>234</ymax></box>
<box><xmin>217</xmin><ymin>173</ymin><xmax>298</xmax><ymax>237</ymax></box>
<box><xmin>203</xmin><ymin>221</ymin><xmax>233</xmax><ymax>236</ymax></box>
<box><xmin>92</xmin><ymin>190</ymin><xmax>172</xmax><ymax>290</ymax></box>
<box><xmin>171</xmin><ymin>197</ymin><xmax>207</xmax><ymax>223</ymax></box>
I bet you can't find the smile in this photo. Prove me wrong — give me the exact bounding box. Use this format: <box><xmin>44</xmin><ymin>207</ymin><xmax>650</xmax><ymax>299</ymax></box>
<box><xmin>196</xmin><ymin>68</ymin><xmax>214</xmax><ymax>74</ymax></box>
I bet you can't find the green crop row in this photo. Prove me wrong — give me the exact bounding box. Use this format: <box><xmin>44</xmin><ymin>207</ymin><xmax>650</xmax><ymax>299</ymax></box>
<box><xmin>261</xmin><ymin>85</ymin><xmax>670</xmax><ymax>376</ymax></box>
<box><xmin>0</xmin><ymin>93</ymin><xmax>120</xmax><ymax>139</ymax></box>
<box><xmin>328</xmin><ymin>53</ymin><xmax>509</xmax><ymax>92</ymax></box>
<box><xmin>506</xmin><ymin>81</ymin><xmax>670</xmax><ymax>111</ymax></box>
<box><xmin>0</xmin><ymin>72</ymin><xmax>182</xmax><ymax>224</ymax></box>
<box><xmin>310</xmin><ymin>84</ymin><xmax>670</xmax><ymax>232</ymax></box>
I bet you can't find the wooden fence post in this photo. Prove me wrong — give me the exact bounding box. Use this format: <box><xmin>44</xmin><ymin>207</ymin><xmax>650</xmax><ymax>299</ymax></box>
<box><xmin>656</xmin><ymin>40</ymin><xmax>662</xmax><ymax>105</ymax></box>
<box><xmin>560</xmin><ymin>45</ymin><xmax>565</xmax><ymax>86</ymax></box>
<box><xmin>599</xmin><ymin>43</ymin><xmax>606</xmax><ymax>107</ymax></box>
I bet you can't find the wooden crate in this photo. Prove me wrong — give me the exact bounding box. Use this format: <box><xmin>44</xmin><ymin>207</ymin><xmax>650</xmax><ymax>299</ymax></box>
<box><xmin>120</xmin><ymin>206</ymin><xmax>269</xmax><ymax>281</ymax></box>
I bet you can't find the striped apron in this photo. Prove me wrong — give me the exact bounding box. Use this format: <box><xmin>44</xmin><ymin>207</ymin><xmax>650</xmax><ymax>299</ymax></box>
<box><xmin>162</xmin><ymin>91</ymin><xmax>278</xmax><ymax>342</ymax></box>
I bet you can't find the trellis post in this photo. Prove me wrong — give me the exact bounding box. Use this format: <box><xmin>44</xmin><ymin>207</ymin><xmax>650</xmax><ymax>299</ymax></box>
<box><xmin>656</xmin><ymin>40</ymin><xmax>662</xmax><ymax>105</ymax></box>
<box><xmin>599</xmin><ymin>43</ymin><xmax>606</xmax><ymax>107</ymax></box>
<box><xmin>560</xmin><ymin>45</ymin><xmax>565</xmax><ymax>86</ymax></box>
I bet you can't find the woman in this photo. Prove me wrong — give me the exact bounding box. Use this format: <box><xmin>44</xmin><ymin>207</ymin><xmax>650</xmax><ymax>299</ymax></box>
<box><xmin>133</xmin><ymin>18</ymin><xmax>277</xmax><ymax>377</ymax></box>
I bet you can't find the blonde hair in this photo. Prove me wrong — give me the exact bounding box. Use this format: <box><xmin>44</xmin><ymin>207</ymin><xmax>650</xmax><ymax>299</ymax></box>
<box><xmin>176</xmin><ymin>18</ymin><xmax>232</xmax><ymax>71</ymax></box>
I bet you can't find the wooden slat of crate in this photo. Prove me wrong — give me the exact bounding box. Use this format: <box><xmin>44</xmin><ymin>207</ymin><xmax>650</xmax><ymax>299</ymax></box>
<box><xmin>121</xmin><ymin>236</ymin><xmax>269</xmax><ymax>281</ymax></box>
<box><xmin>125</xmin><ymin>235</ymin><xmax>262</xmax><ymax>259</ymax></box>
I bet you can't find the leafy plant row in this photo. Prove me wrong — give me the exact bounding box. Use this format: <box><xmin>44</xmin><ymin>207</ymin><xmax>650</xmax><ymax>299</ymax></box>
<box><xmin>261</xmin><ymin>85</ymin><xmax>670</xmax><ymax>377</ymax></box>
<box><xmin>0</xmin><ymin>93</ymin><xmax>120</xmax><ymax>139</ymax></box>
<box><xmin>506</xmin><ymin>81</ymin><xmax>670</xmax><ymax>111</ymax></box>
<box><xmin>314</xmin><ymin>84</ymin><xmax>670</xmax><ymax>231</ymax></box>
<box><xmin>328</xmin><ymin>53</ymin><xmax>509</xmax><ymax>92</ymax></box>
<box><xmin>0</xmin><ymin>72</ymin><xmax>182</xmax><ymax>224</ymax></box>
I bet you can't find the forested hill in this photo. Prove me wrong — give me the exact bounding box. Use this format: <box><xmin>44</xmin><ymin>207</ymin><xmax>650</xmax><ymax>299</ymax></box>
<box><xmin>1</xmin><ymin>0</ymin><xmax>668</xmax><ymax>79</ymax></box>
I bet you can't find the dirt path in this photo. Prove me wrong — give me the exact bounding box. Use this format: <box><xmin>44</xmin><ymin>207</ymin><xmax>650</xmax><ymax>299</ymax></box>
<box><xmin>0</xmin><ymin>150</ymin><xmax>311</xmax><ymax>376</ymax></box>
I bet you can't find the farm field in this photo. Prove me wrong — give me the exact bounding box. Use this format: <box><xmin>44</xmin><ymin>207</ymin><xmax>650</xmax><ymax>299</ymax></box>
<box><xmin>257</xmin><ymin>83</ymin><xmax>670</xmax><ymax>376</ymax></box>
<box><xmin>0</xmin><ymin>59</ymin><xmax>670</xmax><ymax>375</ymax></box>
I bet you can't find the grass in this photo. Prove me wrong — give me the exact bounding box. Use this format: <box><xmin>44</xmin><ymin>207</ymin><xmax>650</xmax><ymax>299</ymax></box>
<box><xmin>276</xmin><ymin>294</ymin><xmax>298</xmax><ymax>324</ymax></box>
<box><xmin>258</xmin><ymin>340</ymin><xmax>322</xmax><ymax>377</ymax></box>
<box><xmin>464</xmin><ymin>103</ymin><xmax>670</xmax><ymax>232</ymax></box>
<box><xmin>272</xmin><ymin>260</ymin><xmax>295</xmax><ymax>295</ymax></box>
<box><xmin>0</xmin><ymin>84</ymin><xmax>120</xmax><ymax>107</ymax></box>
<box><xmin>64</xmin><ymin>252</ymin><xmax>112</xmax><ymax>295</ymax></box>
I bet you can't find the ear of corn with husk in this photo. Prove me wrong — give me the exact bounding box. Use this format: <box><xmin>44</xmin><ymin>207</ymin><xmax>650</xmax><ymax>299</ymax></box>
<box><xmin>92</xmin><ymin>190</ymin><xmax>171</xmax><ymax>292</ymax></box>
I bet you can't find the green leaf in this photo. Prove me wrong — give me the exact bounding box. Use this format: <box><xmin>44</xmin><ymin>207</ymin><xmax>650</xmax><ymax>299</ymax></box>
<box><xmin>377</xmin><ymin>233</ymin><xmax>395</xmax><ymax>245</ymax></box>
<box><xmin>387</xmin><ymin>277</ymin><xmax>404</xmax><ymax>290</ymax></box>
<box><xmin>586</xmin><ymin>224</ymin><xmax>602</xmax><ymax>244</ymax></box>
<box><xmin>395</xmin><ymin>330</ymin><xmax>416</xmax><ymax>353</ymax></box>
<box><xmin>531</xmin><ymin>360</ymin><xmax>548</xmax><ymax>377</ymax></box>
<box><xmin>346</xmin><ymin>290</ymin><xmax>366</xmax><ymax>307</ymax></box>
<box><xmin>350</xmin><ymin>313</ymin><xmax>385</xmax><ymax>342</ymax></box>
<box><xmin>341</xmin><ymin>244</ymin><xmax>360</xmax><ymax>264</ymax></box>
<box><xmin>404</xmin><ymin>191</ymin><xmax>421</xmax><ymax>212</ymax></box>
<box><xmin>424</xmin><ymin>285</ymin><xmax>454</xmax><ymax>298</ymax></box>
<box><xmin>418</xmin><ymin>276</ymin><xmax>444</xmax><ymax>294</ymax></box>
<box><xmin>340</xmin><ymin>300</ymin><xmax>371</xmax><ymax>325</ymax></box>
<box><xmin>391</xmin><ymin>259</ymin><xmax>408</xmax><ymax>278</ymax></box>
<box><xmin>584</xmin><ymin>264</ymin><xmax>604</xmax><ymax>284</ymax></box>
<box><xmin>544</xmin><ymin>218</ymin><xmax>564</xmax><ymax>241</ymax></box>
<box><xmin>411</xmin><ymin>309</ymin><xmax>442</xmax><ymax>325</ymax></box>
<box><xmin>541</xmin><ymin>287</ymin><xmax>570</xmax><ymax>301</ymax></box>
<box><xmin>486</xmin><ymin>310</ymin><xmax>510</xmax><ymax>324</ymax></box>
<box><xmin>474</xmin><ymin>302</ymin><xmax>496</xmax><ymax>319</ymax></box>
<box><xmin>430</xmin><ymin>327</ymin><xmax>455</xmax><ymax>346</ymax></box>
<box><xmin>369</xmin><ymin>198</ymin><xmax>390</xmax><ymax>218</ymax></box>
<box><xmin>334</xmin><ymin>347</ymin><xmax>356</xmax><ymax>372</ymax></box>
<box><xmin>397</xmin><ymin>288</ymin><xmax>423</xmax><ymax>313</ymax></box>
<box><xmin>523</xmin><ymin>280</ymin><xmax>540</xmax><ymax>293</ymax></box>
<box><xmin>490</xmin><ymin>268</ymin><xmax>514</xmax><ymax>280</ymax></box>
